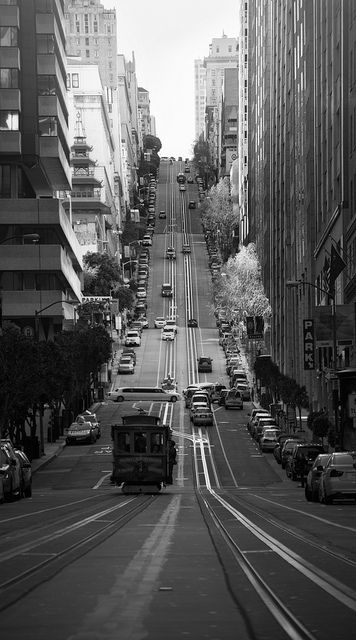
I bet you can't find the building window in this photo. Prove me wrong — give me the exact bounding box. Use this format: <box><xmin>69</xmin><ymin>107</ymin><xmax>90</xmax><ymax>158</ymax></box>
<box><xmin>37</xmin><ymin>34</ymin><xmax>55</xmax><ymax>53</ymax></box>
<box><xmin>94</xmin><ymin>50</ymin><xmax>99</xmax><ymax>58</ymax></box>
<box><xmin>0</xmin><ymin>110</ymin><xmax>19</xmax><ymax>130</ymax></box>
<box><xmin>0</xmin><ymin>68</ymin><xmax>19</xmax><ymax>88</ymax></box>
<box><xmin>94</xmin><ymin>22</ymin><xmax>98</xmax><ymax>33</ymax></box>
<box><xmin>85</xmin><ymin>49</ymin><xmax>90</xmax><ymax>57</ymax></box>
<box><xmin>38</xmin><ymin>115</ymin><xmax>57</xmax><ymax>136</ymax></box>
<box><xmin>37</xmin><ymin>74</ymin><xmax>56</xmax><ymax>95</ymax></box>
<box><xmin>72</xmin><ymin>73</ymin><xmax>79</xmax><ymax>88</ymax></box>
<box><xmin>85</xmin><ymin>37</ymin><xmax>89</xmax><ymax>45</ymax></box>
<box><xmin>66</xmin><ymin>73</ymin><xmax>71</xmax><ymax>89</ymax></box>
<box><xmin>0</xmin><ymin>26</ymin><xmax>18</xmax><ymax>46</ymax></box>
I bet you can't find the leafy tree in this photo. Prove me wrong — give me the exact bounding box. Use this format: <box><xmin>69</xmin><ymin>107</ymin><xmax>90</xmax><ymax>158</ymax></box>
<box><xmin>201</xmin><ymin>178</ymin><xmax>238</xmax><ymax>261</ymax></box>
<box><xmin>215</xmin><ymin>243</ymin><xmax>272</xmax><ymax>324</ymax></box>
<box><xmin>312</xmin><ymin>414</ymin><xmax>331</xmax><ymax>445</ymax></box>
<box><xmin>83</xmin><ymin>252</ymin><xmax>121</xmax><ymax>296</ymax></box>
<box><xmin>143</xmin><ymin>134</ymin><xmax>162</xmax><ymax>153</ymax></box>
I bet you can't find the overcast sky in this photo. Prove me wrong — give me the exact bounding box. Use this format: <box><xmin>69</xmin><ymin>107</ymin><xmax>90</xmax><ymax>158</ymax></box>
<box><xmin>102</xmin><ymin>0</ymin><xmax>239</xmax><ymax>158</ymax></box>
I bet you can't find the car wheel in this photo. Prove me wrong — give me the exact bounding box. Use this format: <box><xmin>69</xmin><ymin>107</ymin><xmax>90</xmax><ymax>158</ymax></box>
<box><xmin>170</xmin><ymin>396</ymin><xmax>177</xmax><ymax>403</ymax></box>
<box><xmin>305</xmin><ymin>486</ymin><xmax>312</xmax><ymax>502</ymax></box>
<box><xmin>116</xmin><ymin>396</ymin><xmax>124</xmax><ymax>402</ymax></box>
<box><xmin>311</xmin><ymin>488</ymin><xmax>319</xmax><ymax>502</ymax></box>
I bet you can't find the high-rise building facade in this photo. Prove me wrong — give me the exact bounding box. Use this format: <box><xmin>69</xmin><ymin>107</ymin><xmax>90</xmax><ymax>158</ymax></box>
<box><xmin>203</xmin><ymin>34</ymin><xmax>238</xmax><ymax>175</ymax></box>
<box><xmin>194</xmin><ymin>58</ymin><xmax>206</xmax><ymax>141</ymax></box>
<box><xmin>0</xmin><ymin>0</ymin><xmax>82</xmax><ymax>340</ymax></box>
<box><xmin>64</xmin><ymin>0</ymin><xmax>117</xmax><ymax>95</ymax></box>
<box><xmin>247</xmin><ymin>0</ymin><xmax>356</xmax><ymax>447</ymax></box>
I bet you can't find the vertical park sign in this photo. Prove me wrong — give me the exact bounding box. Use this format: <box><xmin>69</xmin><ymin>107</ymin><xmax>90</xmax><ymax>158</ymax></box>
<box><xmin>303</xmin><ymin>319</ymin><xmax>315</xmax><ymax>370</ymax></box>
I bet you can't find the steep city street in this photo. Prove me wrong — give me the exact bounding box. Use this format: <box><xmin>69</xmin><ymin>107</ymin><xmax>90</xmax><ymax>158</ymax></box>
<box><xmin>1</xmin><ymin>163</ymin><xmax>356</xmax><ymax>639</ymax></box>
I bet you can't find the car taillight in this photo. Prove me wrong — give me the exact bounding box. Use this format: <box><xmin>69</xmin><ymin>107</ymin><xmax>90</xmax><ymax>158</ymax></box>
<box><xmin>329</xmin><ymin>469</ymin><xmax>344</xmax><ymax>477</ymax></box>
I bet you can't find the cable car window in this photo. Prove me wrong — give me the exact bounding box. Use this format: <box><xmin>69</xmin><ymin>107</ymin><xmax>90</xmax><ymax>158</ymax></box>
<box><xmin>117</xmin><ymin>432</ymin><xmax>130</xmax><ymax>452</ymax></box>
<box><xmin>134</xmin><ymin>432</ymin><xmax>147</xmax><ymax>453</ymax></box>
<box><xmin>151</xmin><ymin>432</ymin><xmax>163</xmax><ymax>453</ymax></box>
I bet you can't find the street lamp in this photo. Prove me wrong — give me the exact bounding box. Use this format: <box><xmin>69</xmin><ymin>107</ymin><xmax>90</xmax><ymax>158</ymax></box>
<box><xmin>35</xmin><ymin>299</ymin><xmax>78</xmax><ymax>341</ymax></box>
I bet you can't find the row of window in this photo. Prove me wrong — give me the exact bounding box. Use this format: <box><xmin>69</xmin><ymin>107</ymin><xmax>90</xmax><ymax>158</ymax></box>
<box><xmin>0</xmin><ymin>111</ymin><xmax>58</xmax><ymax>136</ymax></box>
<box><xmin>0</xmin><ymin>70</ymin><xmax>57</xmax><ymax>95</ymax></box>
<box><xmin>1</xmin><ymin>271</ymin><xmax>63</xmax><ymax>291</ymax></box>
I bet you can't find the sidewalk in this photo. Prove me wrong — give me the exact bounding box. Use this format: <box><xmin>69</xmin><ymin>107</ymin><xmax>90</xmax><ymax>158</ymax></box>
<box><xmin>31</xmin><ymin>402</ymin><xmax>102</xmax><ymax>474</ymax></box>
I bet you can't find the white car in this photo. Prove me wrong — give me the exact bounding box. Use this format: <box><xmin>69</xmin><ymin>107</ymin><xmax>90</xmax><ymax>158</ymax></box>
<box><xmin>117</xmin><ymin>357</ymin><xmax>135</xmax><ymax>374</ymax></box>
<box><xmin>164</xmin><ymin>319</ymin><xmax>178</xmax><ymax>334</ymax></box>
<box><xmin>125</xmin><ymin>330</ymin><xmax>141</xmax><ymax>346</ymax></box>
<box><xmin>107</xmin><ymin>386</ymin><xmax>181</xmax><ymax>403</ymax></box>
<box><xmin>136</xmin><ymin>287</ymin><xmax>147</xmax><ymax>299</ymax></box>
<box><xmin>161</xmin><ymin>328</ymin><xmax>175</xmax><ymax>341</ymax></box>
<box><xmin>141</xmin><ymin>235</ymin><xmax>152</xmax><ymax>246</ymax></box>
<box><xmin>154</xmin><ymin>316</ymin><xmax>166</xmax><ymax>328</ymax></box>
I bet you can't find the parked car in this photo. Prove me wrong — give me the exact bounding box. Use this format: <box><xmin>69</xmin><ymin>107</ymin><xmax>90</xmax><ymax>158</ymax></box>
<box><xmin>141</xmin><ymin>235</ymin><xmax>152</xmax><ymax>246</ymax></box>
<box><xmin>273</xmin><ymin>433</ymin><xmax>299</xmax><ymax>464</ymax></box>
<box><xmin>76</xmin><ymin>411</ymin><xmax>101</xmax><ymax>438</ymax></box>
<box><xmin>136</xmin><ymin>287</ymin><xmax>147</xmax><ymax>299</ymax></box>
<box><xmin>318</xmin><ymin>451</ymin><xmax>356</xmax><ymax>503</ymax></box>
<box><xmin>121</xmin><ymin>347</ymin><xmax>136</xmax><ymax>364</ymax></box>
<box><xmin>286</xmin><ymin>443</ymin><xmax>325</xmax><ymax>481</ymax></box>
<box><xmin>280</xmin><ymin>438</ymin><xmax>306</xmax><ymax>469</ymax></box>
<box><xmin>253</xmin><ymin>417</ymin><xmax>278</xmax><ymax>442</ymax></box>
<box><xmin>259</xmin><ymin>430</ymin><xmax>281</xmax><ymax>453</ymax></box>
<box><xmin>117</xmin><ymin>356</ymin><xmax>135</xmax><ymax>374</ymax></box>
<box><xmin>224</xmin><ymin>389</ymin><xmax>243</xmax><ymax>410</ymax></box>
<box><xmin>14</xmin><ymin>449</ymin><xmax>32</xmax><ymax>497</ymax></box>
<box><xmin>235</xmin><ymin>383</ymin><xmax>251</xmax><ymax>401</ymax></box>
<box><xmin>304</xmin><ymin>453</ymin><xmax>331</xmax><ymax>502</ymax></box>
<box><xmin>125</xmin><ymin>330</ymin><xmax>141</xmax><ymax>346</ymax></box>
<box><xmin>66</xmin><ymin>421</ymin><xmax>98</xmax><ymax>445</ymax></box>
<box><xmin>0</xmin><ymin>441</ymin><xmax>22</xmax><ymax>500</ymax></box>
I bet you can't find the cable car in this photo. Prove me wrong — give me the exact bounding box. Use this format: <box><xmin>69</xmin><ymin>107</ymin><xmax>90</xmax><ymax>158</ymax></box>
<box><xmin>111</xmin><ymin>413</ymin><xmax>177</xmax><ymax>493</ymax></box>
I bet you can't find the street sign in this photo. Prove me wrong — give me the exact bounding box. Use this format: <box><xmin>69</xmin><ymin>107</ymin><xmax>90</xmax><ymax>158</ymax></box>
<box><xmin>303</xmin><ymin>319</ymin><xmax>315</xmax><ymax>370</ymax></box>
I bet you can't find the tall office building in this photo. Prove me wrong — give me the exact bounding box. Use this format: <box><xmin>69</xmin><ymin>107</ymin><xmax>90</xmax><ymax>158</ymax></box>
<box><xmin>194</xmin><ymin>58</ymin><xmax>206</xmax><ymax>141</ymax></box>
<box><xmin>64</xmin><ymin>0</ymin><xmax>117</xmax><ymax>94</ymax></box>
<box><xmin>0</xmin><ymin>0</ymin><xmax>82</xmax><ymax>340</ymax></box>
<box><xmin>137</xmin><ymin>87</ymin><xmax>152</xmax><ymax>141</ymax></box>
<box><xmin>203</xmin><ymin>34</ymin><xmax>238</xmax><ymax>173</ymax></box>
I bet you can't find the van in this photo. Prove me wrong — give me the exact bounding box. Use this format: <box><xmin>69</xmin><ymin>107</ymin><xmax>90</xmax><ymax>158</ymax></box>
<box><xmin>197</xmin><ymin>356</ymin><xmax>213</xmax><ymax>373</ymax></box>
<box><xmin>161</xmin><ymin>283</ymin><xmax>173</xmax><ymax>297</ymax></box>
<box><xmin>107</xmin><ymin>386</ymin><xmax>180</xmax><ymax>403</ymax></box>
<box><xmin>224</xmin><ymin>389</ymin><xmax>243</xmax><ymax>410</ymax></box>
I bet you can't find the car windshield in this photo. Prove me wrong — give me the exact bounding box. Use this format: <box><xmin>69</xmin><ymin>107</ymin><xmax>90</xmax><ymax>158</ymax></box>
<box><xmin>70</xmin><ymin>423</ymin><xmax>90</xmax><ymax>432</ymax></box>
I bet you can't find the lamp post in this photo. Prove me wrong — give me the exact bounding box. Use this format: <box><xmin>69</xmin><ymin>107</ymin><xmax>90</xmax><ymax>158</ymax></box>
<box><xmin>286</xmin><ymin>279</ymin><xmax>338</xmax><ymax>434</ymax></box>
<box><xmin>35</xmin><ymin>299</ymin><xmax>77</xmax><ymax>341</ymax></box>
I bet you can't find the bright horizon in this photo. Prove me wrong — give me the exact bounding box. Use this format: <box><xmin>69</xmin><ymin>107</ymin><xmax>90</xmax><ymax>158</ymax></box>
<box><xmin>102</xmin><ymin>0</ymin><xmax>239</xmax><ymax>159</ymax></box>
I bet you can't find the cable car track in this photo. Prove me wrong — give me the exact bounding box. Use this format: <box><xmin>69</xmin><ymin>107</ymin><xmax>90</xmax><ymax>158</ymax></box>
<box><xmin>0</xmin><ymin>494</ymin><xmax>158</xmax><ymax>612</ymax></box>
